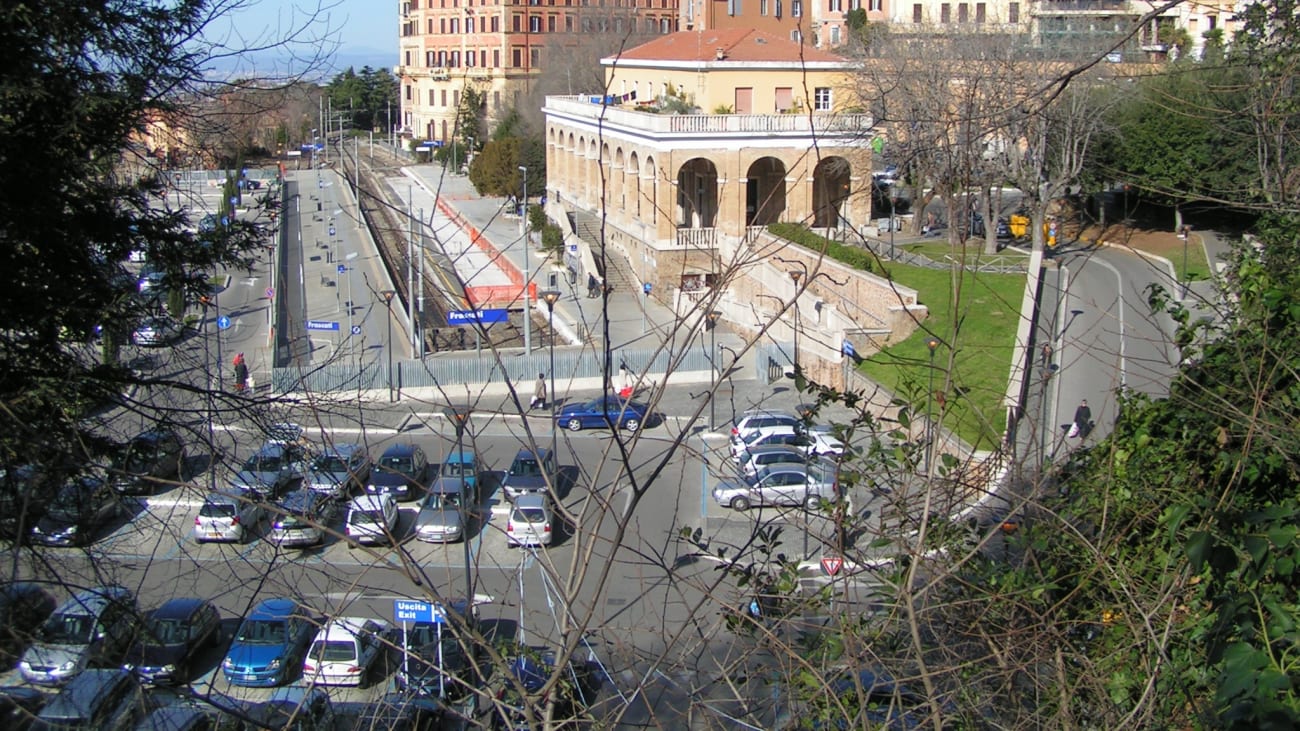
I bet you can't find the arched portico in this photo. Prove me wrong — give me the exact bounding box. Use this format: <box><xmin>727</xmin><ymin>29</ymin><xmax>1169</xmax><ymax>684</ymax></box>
<box><xmin>676</xmin><ymin>159</ymin><xmax>718</xmax><ymax>229</ymax></box>
<box><xmin>812</xmin><ymin>157</ymin><xmax>852</xmax><ymax>228</ymax></box>
<box><xmin>745</xmin><ymin>157</ymin><xmax>788</xmax><ymax>226</ymax></box>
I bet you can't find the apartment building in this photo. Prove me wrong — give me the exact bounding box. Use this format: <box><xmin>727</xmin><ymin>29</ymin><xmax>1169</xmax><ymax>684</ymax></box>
<box><xmin>397</xmin><ymin>0</ymin><xmax>680</xmax><ymax>144</ymax></box>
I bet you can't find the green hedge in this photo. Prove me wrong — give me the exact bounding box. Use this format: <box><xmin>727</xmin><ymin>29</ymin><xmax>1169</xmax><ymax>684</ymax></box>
<box><xmin>767</xmin><ymin>223</ymin><xmax>874</xmax><ymax>274</ymax></box>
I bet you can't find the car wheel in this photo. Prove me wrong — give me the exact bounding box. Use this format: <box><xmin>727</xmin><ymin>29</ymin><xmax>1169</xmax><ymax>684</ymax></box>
<box><xmin>567</xmin><ymin>418</ymin><xmax>583</xmax><ymax>432</ymax></box>
<box><xmin>730</xmin><ymin>496</ymin><xmax>751</xmax><ymax>511</ymax></box>
<box><xmin>624</xmin><ymin>418</ymin><xmax>641</xmax><ymax>432</ymax></box>
<box><xmin>804</xmin><ymin>495</ymin><xmax>822</xmax><ymax>511</ymax></box>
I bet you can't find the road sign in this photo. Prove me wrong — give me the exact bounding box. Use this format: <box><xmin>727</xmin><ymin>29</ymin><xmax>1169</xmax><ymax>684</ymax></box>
<box><xmin>328</xmin><ymin>226</ymin><xmax>336</xmax><ymax>237</ymax></box>
<box><xmin>447</xmin><ymin>309</ymin><xmax>508</xmax><ymax>325</ymax></box>
<box><xmin>393</xmin><ymin>600</ymin><xmax>444</xmax><ymax>624</ymax></box>
<box><xmin>350</xmin><ymin>325</ymin><xmax>362</xmax><ymax>335</ymax></box>
<box><xmin>821</xmin><ymin>556</ymin><xmax>843</xmax><ymax>577</ymax></box>
<box><xmin>306</xmin><ymin>320</ymin><xmax>340</xmax><ymax>332</ymax></box>
<box><xmin>217</xmin><ymin>316</ymin><xmax>231</xmax><ymax>330</ymax></box>
<box><xmin>337</xmin><ymin>264</ymin><xmax>346</xmax><ymax>274</ymax></box>
<box><xmin>265</xmin><ymin>287</ymin><xmax>275</xmax><ymax>299</ymax></box>
<box><xmin>643</xmin><ymin>282</ymin><xmax>652</xmax><ymax>295</ymax></box>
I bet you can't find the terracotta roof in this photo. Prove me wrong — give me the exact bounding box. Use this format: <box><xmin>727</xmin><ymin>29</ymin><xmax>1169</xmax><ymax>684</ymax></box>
<box><xmin>605</xmin><ymin>29</ymin><xmax>849</xmax><ymax>65</ymax></box>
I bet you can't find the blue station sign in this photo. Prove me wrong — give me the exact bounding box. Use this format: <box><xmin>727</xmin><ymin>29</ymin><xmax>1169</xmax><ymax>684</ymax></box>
<box><xmin>447</xmin><ymin>309</ymin><xmax>508</xmax><ymax>325</ymax></box>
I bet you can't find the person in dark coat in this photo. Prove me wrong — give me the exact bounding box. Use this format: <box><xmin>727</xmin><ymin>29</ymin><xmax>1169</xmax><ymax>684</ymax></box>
<box><xmin>587</xmin><ymin>273</ymin><xmax>599</xmax><ymax>298</ymax></box>
<box><xmin>233</xmin><ymin>353</ymin><xmax>249</xmax><ymax>393</ymax></box>
<box><xmin>1072</xmin><ymin>399</ymin><xmax>1092</xmax><ymax>438</ymax></box>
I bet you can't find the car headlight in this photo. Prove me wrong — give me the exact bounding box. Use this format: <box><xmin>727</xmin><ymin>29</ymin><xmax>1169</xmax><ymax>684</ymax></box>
<box><xmin>160</xmin><ymin>663</ymin><xmax>175</xmax><ymax>674</ymax></box>
<box><xmin>123</xmin><ymin>662</ymin><xmax>135</xmax><ymax>671</ymax></box>
<box><xmin>268</xmin><ymin>658</ymin><xmax>281</xmax><ymax>670</ymax></box>
<box><xmin>222</xmin><ymin>657</ymin><xmax>234</xmax><ymax>669</ymax></box>
<box><xmin>58</xmin><ymin>660</ymin><xmax>76</xmax><ymax>672</ymax></box>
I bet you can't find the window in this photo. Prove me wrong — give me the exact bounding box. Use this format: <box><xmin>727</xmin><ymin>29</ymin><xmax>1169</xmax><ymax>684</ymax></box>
<box><xmin>513</xmin><ymin>47</ymin><xmax>522</xmax><ymax>66</ymax></box>
<box><xmin>728</xmin><ymin>0</ymin><xmax>738</xmax><ymax>14</ymax></box>
<box><xmin>814</xmin><ymin>87</ymin><xmax>831</xmax><ymax>111</ymax></box>
<box><xmin>1007</xmin><ymin>1</ymin><xmax>1018</xmax><ymax>22</ymax></box>
<box><xmin>548</xmin><ymin>14</ymin><xmax>556</xmax><ymax>30</ymax></box>
<box><xmin>428</xmin><ymin>89</ymin><xmax>436</xmax><ymax>105</ymax></box>
<box><xmin>440</xmin><ymin>17</ymin><xmax>447</xmax><ymax>32</ymax></box>
<box><xmin>940</xmin><ymin>3</ymin><xmax>950</xmax><ymax>22</ymax></box>
<box><xmin>453</xmin><ymin>90</ymin><xmax>460</xmax><ymax>106</ymax></box>
<box><xmin>760</xmin><ymin>0</ymin><xmax>768</xmax><ymax>13</ymax></box>
<box><xmin>493</xmin><ymin>49</ymin><xmax>500</xmax><ymax>66</ymax></box>
<box><xmin>467</xmin><ymin>50</ymin><xmax>475</xmax><ymax>66</ymax></box>
<box><xmin>582</xmin><ymin>16</ymin><xmax>591</xmax><ymax>31</ymax></box>
<box><xmin>958</xmin><ymin>3</ymin><xmax>967</xmax><ymax>22</ymax></box>
<box><xmin>404</xmin><ymin>50</ymin><xmax>412</xmax><ymax>66</ymax></box>
<box><xmin>426</xmin><ymin>51</ymin><xmax>435</xmax><ymax>66</ymax></box>
<box><xmin>830</xmin><ymin>25</ymin><xmax>840</xmax><ymax>43</ymax></box>
<box><xmin>441</xmin><ymin>89</ymin><xmax>447</xmax><ymax>106</ymax></box>
<box><xmin>566</xmin><ymin>14</ymin><xmax>574</xmax><ymax>30</ymax></box>
<box><xmin>530</xmin><ymin>48</ymin><xmax>540</xmax><ymax>66</ymax></box>
<box><xmin>1207</xmin><ymin>13</ymin><xmax>1217</xmax><ymax>29</ymax></box>
<box><xmin>791</xmin><ymin>28</ymin><xmax>801</xmax><ymax>42</ymax></box>
<box><xmin>404</xmin><ymin>85</ymin><xmax>412</xmax><ymax>100</ymax></box>
<box><xmin>512</xmin><ymin>14</ymin><xmax>521</xmax><ymax>30</ymax></box>
<box><xmin>912</xmin><ymin>3</ymin><xmax>921</xmax><ymax>21</ymax></box>
<box><xmin>775</xmin><ymin>0</ymin><xmax>782</xmax><ymax>16</ymax></box>
<box><xmin>450</xmin><ymin>17</ymin><xmax>458</xmax><ymax>32</ymax></box>
<box><xmin>869</xmin><ymin>0</ymin><xmax>880</xmax><ymax>10</ymax></box>
<box><xmin>427</xmin><ymin>18</ymin><xmax>435</xmax><ymax>32</ymax></box>
<box><xmin>792</xmin><ymin>0</ymin><xmax>801</xmax><ymax>16</ymax></box>
<box><xmin>828</xmin><ymin>0</ymin><xmax>841</xmax><ymax>11</ymax></box>
<box><xmin>530</xmin><ymin>15</ymin><xmax>541</xmax><ymax>30</ymax></box>
<box><xmin>975</xmin><ymin>2</ymin><xmax>984</xmax><ymax>22</ymax></box>
<box><xmin>491</xmin><ymin>15</ymin><xmax>500</xmax><ymax>30</ymax></box>
<box><xmin>467</xmin><ymin>17</ymin><xmax>475</xmax><ymax>32</ymax></box>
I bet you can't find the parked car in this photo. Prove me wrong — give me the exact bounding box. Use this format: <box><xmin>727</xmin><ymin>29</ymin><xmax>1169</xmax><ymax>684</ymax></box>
<box><xmin>501</xmin><ymin>448</ymin><xmax>554</xmax><ymax>501</ymax></box>
<box><xmin>414</xmin><ymin>477</ymin><xmax>474</xmax><ymax>543</ymax></box>
<box><xmin>367</xmin><ymin>444</ymin><xmax>429</xmax><ymax>502</ymax></box>
<box><xmin>0</xmin><ymin>464</ymin><xmax>54</xmax><ymax>541</ymax></box>
<box><xmin>506</xmin><ymin>494</ymin><xmax>554</xmax><ymax>548</ymax></box>
<box><xmin>350</xmin><ymin>692</ymin><xmax>445</xmax><ymax>731</ymax></box>
<box><xmin>736</xmin><ymin>445</ymin><xmax>809</xmax><ymax>478</ymax></box>
<box><xmin>30</xmin><ymin>476</ymin><xmax>122</xmax><ymax>547</ymax></box>
<box><xmin>303</xmin><ymin>617</ymin><xmax>390</xmax><ymax>686</ymax></box>
<box><xmin>730</xmin><ymin>424</ymin><xmax>844</xmax><ymax>462</ymax></box>
<box><xmin>131</xmin><ymin>705</ymin><xmax>223</xmax><ymax>731</ymax></box>
<box><xmin>494</xmin><ymin>649</ymin><xmax>599</xmax><ymax>731</ymax></box>
<box><xmin>244</xmin><ymin>688</ymin><xmax>335</xmax><ymax>731</ymax></box>
<box><xmin>394</xmin><ymin>599</ymin><xmax>480</xmax><ymax>699</ymax></box>
<box><xmin>20</xmin><ymin>586</ymin><xmax>138</xmax><ymax>686</ymax></box>
<box><xmin>729</xmin><ymin>410</ymin><xmax>800</xmax><ymax>451</ymax></box>
<box><xmin>110</xmin><ymin>429</ymin><xmax>186</xmax><ymax>496</ymax></box>
<box><xmin>0</xmin><ymin>583</ymin><xmax>58</xmax><ymax>667</ymax></box>
<box><xmin>122</xmin><ymin>598</ymin><xmax>222</xmax><ymax>685</ymax></box>
<box><xmin>131</xmin><ymin>316</ymin><xmax>183</xmax><ymax>347</ymax></box>
<box><xmin>193</xmin><ymin>491</ymin><xmax>264</xmax><ymax>544</ymax></box>
<box><xmin>305</xmin><ymin>444</ymin><xmax>371</xmax><ymax>501</ymax></box>
<box><xmin>0</xmin><ymin>686</ymin><xmax>47</xmax><ymax>731</ymax></box>
<box><xmin>30</xmin><ymin>668</ymin><xmax>143</xmax><ymax>731</ymax></box>
<box><xmin>711</xmin><ymin>462</ymin><xmax>840</xmax><ymax>512</ymax></box>
<box><xmin>136</xmin><ymin>269</ymin><xmax>166</xmax><ymax>298</ymax></box>
<box><xmin>439</xmin><ymin>451</ymin><xmax>482</xmax><ymax>491</ymax></box>
<box><xmin>230</xmin><ymin>441</ymin><xmax>304</xmax><ymax>499</ymax></box>
<box><xmin>222</xmin><ymin>598</ymin><xmax>317</xmax><ymax>687</ymax></box>
<box><xmin>555</xmin><ymin>396</ymin><xmax>648</xmax><ymax>432</ymax></box>
<box><xmin>267</xmin><ymin>490</ymin><xmax>338</xmax><ymax>548</ymax></box>
<box><xmin>344</xmin><ymin>494</ymin><xmax>399</xmax><ymax>546</ymax></box>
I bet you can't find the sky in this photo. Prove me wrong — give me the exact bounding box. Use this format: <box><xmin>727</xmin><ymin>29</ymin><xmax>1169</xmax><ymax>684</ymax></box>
<box><xmin>210</xmin><ymin>0</ymin><xmax>399</xmax><ymax>77</ymax></box>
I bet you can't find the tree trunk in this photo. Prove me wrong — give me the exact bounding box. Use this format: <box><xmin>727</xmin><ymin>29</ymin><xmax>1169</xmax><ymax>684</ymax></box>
<box><xmin>982</xmin><ymin>183</ymin><xmax>998</xmax><ymax>255</ymax></box>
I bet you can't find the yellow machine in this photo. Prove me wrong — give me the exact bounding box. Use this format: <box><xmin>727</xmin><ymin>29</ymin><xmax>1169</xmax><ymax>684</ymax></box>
<box><xmin>1008</xmin><ymin>214</ymin><xmax>1030</xmax><ymax>240</ymax></box>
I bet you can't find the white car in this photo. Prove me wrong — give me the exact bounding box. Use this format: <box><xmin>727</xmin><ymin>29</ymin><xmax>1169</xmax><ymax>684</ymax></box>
<box><xmin>132</xmin><ymin>316</ymin><xmax>182</xmax><ymax>346</ymax></box>
<box><xmin>193</xmin><ymin>491</ymin><xmax>265</xmax><ymax>544</ymax></box>
<box><xmin>506</xmin><ymin>493</ymin><xmax>554</xmax><ymax>548</ymax></box>
<box><xmin>345</xmin><ymin>494</ymin><xmax>399</xmax><ymax>546</ymax></box>
<box><xmin>303</xmin><ymin>617</ymin><xmax>390</xmax><ymax>686</ymax></box>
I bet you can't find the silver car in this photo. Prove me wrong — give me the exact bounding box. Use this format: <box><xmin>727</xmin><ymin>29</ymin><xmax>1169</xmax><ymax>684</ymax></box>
<box><xmin>737</xmin><ymin>445</ymin><xmax>809</xmax><ymax>478</ymax></box>
<box><xmin>305</xmin><ymin>443</ymin><xmax>371</xmax><ymax>500</ymax></box>
<box><xmin>267</xmin><ymin>490</ymin><xmax>338</xmax><ymax>548</ymax></box>
<box><xmin>414</xmin><ymin>477</ymin><xmax>471</xmax><ymax>543</ymax></box>
<box><xmin>505</xmin><ymin>493</ymin><xmax>553</xmax><ymax>548</ymax></box>
<box><xmin>193</xmin><ymin>491</ymin><xmax>265</xmax><ymax>544</ymax></box>
<box><xmin>712</xmin><ymin>461</ymin><xmax>840</xmax><ymax>512</ymax></box>
<box><xmin>19</xmin><ymin>586</ymin><xmax>137</xmax><ymax>686</ymax></box>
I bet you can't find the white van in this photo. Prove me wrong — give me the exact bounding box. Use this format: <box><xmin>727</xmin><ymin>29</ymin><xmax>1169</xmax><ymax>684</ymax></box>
<box><xmin>345</xmin><ymin>494</ymin><xmax>399</xmax><ymax>546</ymax></box>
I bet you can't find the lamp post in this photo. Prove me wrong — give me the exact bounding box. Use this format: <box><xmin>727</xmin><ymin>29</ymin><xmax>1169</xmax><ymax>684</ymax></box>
<box><xmin>888</xmin><ymin>194</ymin><xmax>897</xmax><ymax>261</ymax></box>
<box><xmin>445</xmin><ymin>406</ymin><xmax>473</xmax><ymax>603</ymax></box>
<box><xmin>519</xmin><ymin>165</ymin><xmax>532</xmax><ymax>355</ymax></box>
<box><xmin>381</xmin><ymin>290</ymin><xmax>397</xmax><ymax>402</ymax></box>
<box><xmin>706</xmin><ymin>310</ymin><xmax>722</xmax><ymax>428</ymax></box>
<box><xmin>926</xmin><ymin>337</ymin><xmax>940</xmax><ymax>475</ymax></box>
<box><xmin>789</xmin><ymin>269</ymin><xmax>803</xmax><ymax>380</ymax></box>
<box><xmin>541</xmin><ymin>289</ymin><xmax>561</xmax><ymax>463</ymax></box>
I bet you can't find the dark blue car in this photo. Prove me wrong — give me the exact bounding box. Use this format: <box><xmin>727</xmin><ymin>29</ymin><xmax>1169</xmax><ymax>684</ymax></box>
<box><xmin>367</xmin><ymin>444</ymin><xmax>429</xmax><ymax>502</ymax></box>
<box><xmin>221</xmin><ymin>598</ymin><xmax>316</xmax><ymax>687</ymax></box>
<box><xmin>555</xmin><ymin>396</ymin><xmax>648</xmax><ymax>432</ymax></box>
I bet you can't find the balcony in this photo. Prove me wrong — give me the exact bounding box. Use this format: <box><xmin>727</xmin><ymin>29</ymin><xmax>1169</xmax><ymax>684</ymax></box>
<box><xmin>1033</xmin><ymin>0</ymin><xmax>1132</xmax><ymax>14</ymax></box>
<box><xmin>543</xmin><ymin>96</ymin><xmax>874</xmax><ymax>142</ymax></box>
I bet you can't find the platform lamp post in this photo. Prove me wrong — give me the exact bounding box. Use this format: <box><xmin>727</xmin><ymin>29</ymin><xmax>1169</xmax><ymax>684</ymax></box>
<box><xmin>926</xmin><ymin>337</ymin><xmax>940</xmax><ymax>475</ymax></box>
<box><xmin>788</xmin><ymin>269</ymin><xmax>803</xmax><ymax>380</ymax></box>
<box><xmin>445</xmin><ymin>406</ymin><xmax>473</xmax><ymax>603</ymax></box>
<box><xmin>519</xmin><ymin>165</ymin><xmax>532</xmax><ymax>356</ymax></box>
<box><xmin>381</xmin><ymin>290</ymin><xmax>397</xmax><ymax>402</ymax></box>
<box><xmin>706</xmin><ymin>310</ymin><xmax>722</xmax><ymax>428</ymax></box>
<box><xmin>541</xmin><ymin>289</ymin><xmax>561</xmax><ymax>463</ymax></box>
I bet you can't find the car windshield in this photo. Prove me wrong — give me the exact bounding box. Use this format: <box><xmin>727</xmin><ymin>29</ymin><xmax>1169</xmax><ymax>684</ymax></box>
<box><xmin>236</xmin><ymin>618</ymin><xmax>287</xmax><ymax>644</ymax></box>
<box><xmin>122</xmin><ymin>444</ymin><xmax>159</xmax><ymax>473</ymax></box>
<box><xmin>513</xmin><ymin>507</ymin><xmax>547</xmax><ymax>523</ymax></box>
<box><xmin>275</xmin><ymin>513</ymin><xmax>312</xmax><ymax>530</ymax></box>
<box><xmin>199</xmin><ymin>501</ymin><xmax>235</xmax><ymax>519</ymax></box>
<box><xmin>47</xmin><ymin>488</ymin><xmax>87</xmax><ymax>521</ymax></box>
<box><xmin>38</xmin><ymin>612</ymin><xmax>93</xmax><ymax>645</ymax></box>
<box><xmin>143</xmin><ymin>617</ymin><xmax>187</xmax><ymax>646</ymax></box>
<box><xmin>379</xmin><ymin>456</ymin><xmax>414</xmax><ymax>475</ymax></box>
<box><xmin>441</xmin><ymin>462</ymin><xmax>470</xmax><ymax>477</ymax></box>
<box><xmin>243</xmin><ymin>454</ymin><xmax>283</xmax><ymax>472</ymax></box>
<box><xmin>351</xmin><ymin>509</ymin><xmax>383</xmax><ymax>524</ymax></box>
<box><xmin>509</xmin><ymin>458</ymin><xmax>541</xmax><ymax>477</ymax></box>
<box><xmin>312</xmin><ymin>455</ymin><xmax>348</xmax><ymax>473</ymax></box>
<box><xmin>309</xmin><ymin>639</ymin><xmax>356</xmax><ymax>662</ymax></box>
<box><xmin>425</xmin><ymin>493</ymin><xmax>461</xmax><ymax>510</ymax></box>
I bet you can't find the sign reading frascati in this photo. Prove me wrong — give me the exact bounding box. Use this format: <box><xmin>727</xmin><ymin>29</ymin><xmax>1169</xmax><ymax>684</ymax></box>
<box><xmin>821</xmin><ymin>556</ymin><xmax>843</xmax><ymax>576</ymax></box>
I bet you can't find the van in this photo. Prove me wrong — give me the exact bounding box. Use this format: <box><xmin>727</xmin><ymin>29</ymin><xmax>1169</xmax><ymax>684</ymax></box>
<box><xmin>20</xmin><ymin>587</ymin><xmax>138</xmax><ymax>686</ymax></box>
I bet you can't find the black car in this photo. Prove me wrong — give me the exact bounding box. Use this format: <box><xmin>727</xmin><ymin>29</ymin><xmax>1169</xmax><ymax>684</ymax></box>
<box><xmin>0</xmin><ymin>464</ymin><xmax>56</xmax><ymax>541</ymax></box>
<box><xmin>0</xmin><ymin>686</ymin><xmax>47</xmax><ymax>731</ymax></box>
<box><xmin>30</xmin><ymin>477</ymin><xmax>122</xmax><ymax>547</ymax></box>
<box><xmin>0</xmin><ymin>583</ymin><xmax>57</xmax><ymax>666</ymax></box>
<box><xmin>111</xmin><ymin>429</ymin><xmax>186</xmax><ymax>496</ymax></box>
<box><xmin>367</xmin><ymin>444</ymin><xmax>429</xmax><ymax>502</ymax></box>
<box><xmin>349</xmin><ymin>693</ymin><xmax>446</xmax><ymax>731</ymax></box>
<box><xmin>123</xmin><ymin>597</ymin><xmax>222</xmax><ymax>684</ymax></box>
<box><xmin>245</xmin><ymin>688</ymin><xmax>335</xmax><ymax>731</ymax></box>
<box><xmin>395</xmin><ymin>600</ymin><xmax>480</xmax><ymax>700</ymax></box>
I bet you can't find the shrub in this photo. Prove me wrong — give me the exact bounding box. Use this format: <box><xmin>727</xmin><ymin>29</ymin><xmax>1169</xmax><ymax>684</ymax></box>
<box><xmin>767</xmin><ymin>223</ymin><xmax>874</xmax><ymax>274</ymax></box>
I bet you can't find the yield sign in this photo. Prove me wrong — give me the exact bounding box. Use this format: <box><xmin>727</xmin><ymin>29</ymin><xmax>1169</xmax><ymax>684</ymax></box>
<box><xmin>821</xmin><ymin>556</ymin><xmax>843</xmax><ymax>577</ymax></box>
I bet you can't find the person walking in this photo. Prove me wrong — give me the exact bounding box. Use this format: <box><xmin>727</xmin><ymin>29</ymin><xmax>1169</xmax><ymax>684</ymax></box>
<box><xmin>233</xmin><ymin>353</ymin><xmax>249</xmax><ymax>393</ymax></box>
<box><xmin>1071</xmin><ymin>399</ymin><xmax>1092</xmax><ymax>439</ymax></box>
<box><xmin>530</xmin><ymin>372</ymin><xmax>547</xmax><ymax>410</ymax></box>
<box><xmin>587</xmin><ymin>273</ymin><xmax>599</xmax><ymax>298</ymax></box>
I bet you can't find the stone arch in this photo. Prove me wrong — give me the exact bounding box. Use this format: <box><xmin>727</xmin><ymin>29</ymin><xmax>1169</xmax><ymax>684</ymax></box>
<box><xmin>744</xmin><ymin>157</ymin><xmax>788</xmax><ymax>226</ymax></box>
<box><xmin>812</xmin><ymin>157</ymin><xmax>853</xmax><ymax>228</ymax></box>
<box><xmin>613</xmin><ymin>147</ymin><xmax>626</xmax><ymax>214</ymax></box>
<box><xmin>676</xmin><ymin>158</ymin><xmax>719</xmax><ymax>228</ymax></box>
<box><xmin>627</xmin><ymin>151</ymin><xmax>641</xmax><ymax>219</ymax></box>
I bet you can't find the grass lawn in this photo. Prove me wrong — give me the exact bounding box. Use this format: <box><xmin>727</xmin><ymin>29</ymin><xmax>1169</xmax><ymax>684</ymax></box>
<box><xmin>898</xmin><ymin>240</ymin><xmax>1031</xmax><ymax>264</ymax></box>
<box><xmin>858</xmin><ymin>261</ymin><xmax>1025</xmax><ymax>450</ymax></box>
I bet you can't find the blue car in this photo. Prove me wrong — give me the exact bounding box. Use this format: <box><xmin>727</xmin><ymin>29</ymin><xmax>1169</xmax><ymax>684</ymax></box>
<box><xmin>367</xmin><ymin>444</ymin><xmax>429</xmax><ymax>502</ymax></box>
<box><xmin>221</xmin><ymin>598</ymin><xmax>316</xmax><ymax>687</ymax></box>
<box><xmin>555</xmin><ymin>396</ymin><xmax>648</xmax><ymax>432</ymax></box>
<box><xmin>440</xmin><ymin>451</ymin><xmax>481</xmax><ymax>491</ymax></box>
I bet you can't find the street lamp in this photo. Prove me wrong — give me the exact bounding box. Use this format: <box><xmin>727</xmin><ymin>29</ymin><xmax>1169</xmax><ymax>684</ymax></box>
<box><xmin>541</xmin><ymin>289</ymin><xmax>561</xmax><ymax>463</ymax></box>
<box><xmin>706</xmin><ymin>310</ymin><xmax>722</xmax><ymax>428</ymax></box>
<box><xmin>381</xmin><ymin>289</ymin><xmax>397</xmax><ymax>402</ymax></box>
<box><xmin>788</xmin><ymin>269</ymin><xmax>803</xmax><ymax>380</ymax></box>
<box><xmin>519</xmin><ymin>166</ymin><xmax>532</xmax><ymax>355</ymax></box>
<box><xmin>926</xmin><ymin>337</ymin><xmax>940</xmax><ymax>475</ymax></box>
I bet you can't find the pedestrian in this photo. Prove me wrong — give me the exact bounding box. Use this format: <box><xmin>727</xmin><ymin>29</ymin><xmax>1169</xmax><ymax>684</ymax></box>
<box><xmin>233</xmin><ymin>353</ymin><xmax>249</xmax><ymax>393</ymax></box>
<box><xmin>530</xmin><ymin>372</ymin><xmax>547</xmax><ymax>410</ymax></box>
<box><xmin>1071</xmin><ymin>399</ymin><xmax>1092</xmax><ymax>439</ymax></box>
<box><xmin>587</xmin><ymin>273</ymin><xmax>598</xmax><ymax>298</ymax></box>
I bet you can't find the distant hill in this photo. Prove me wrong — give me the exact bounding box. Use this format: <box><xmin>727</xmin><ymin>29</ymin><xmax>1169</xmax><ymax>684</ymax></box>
<box><xmin>203</xmin><ymin>47</ymin><xmax>396</xmax><ymax>82</ymax></box>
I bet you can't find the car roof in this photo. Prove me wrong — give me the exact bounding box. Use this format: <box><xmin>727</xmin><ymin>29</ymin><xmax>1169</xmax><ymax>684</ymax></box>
<box><xmin>381</xmin><ymin>443</ymin><xmax>420</xmax><ymax>458</ymax></box>
<box><xmin>513</xmin><ymin>493</ymin><xmax>549</xmax><ymax>509</ymax></box>
<box><xmin>349</xmin><ymin>495</ymin><xmax>391</xmax><ymax>511</ymax></box>
<box><xmin>317</xmin><ymin>616</ymin><xmax>388</xmax><ymax>640</ymax></box>
<box><xmin>740</xmin><ymin>409</ymin><xmax>796</xmax><ymax>419</ymax></box>
<box><xmin>247</xmin><ymin>597</ymin><xmax>301</xmax><ymax>622</ymax></box>
<box><xmin>745</xmin><ymin>444</ymin><xmax>807</xmax><ymax>456</ymax></box>
<box><xmin>148</xmin><ymin>597</ymin><xmax>210</xmax><ymax>621</ymax></box>
<box><xmin>512</xmin><ymin>447</ymin><xmax>551</xmax><ymax>460</ymax></box>
<box><xmin>60</xmin><ymin>586</ymin><xmax>132</xmax><ymax>615</ymax></box>
<box><xmin>322</xmin><ymin>443</ymin><xmax>364</xmax><ymax>459</ymax></box>
<box><xmin>444</xmin><ymin>450</ymin><xmax>476</xmax><ymax>464</ymax></box>
<box><xmin>131</xmin><ymin>429</ymin><xmax>176</xmax><ymax>445</ymax></box>
<box><xmin>253</xmin><ymin>442</ymin><xmax>290</xmax><ymax>457</ymax></box>
<box><xmin>42</xmin><ymin>668</ymin><xmax>132</xmax><ymax>716</ymax></box>
<box><xmin>427</xmin><ymin>477</ymin><xmax>466</xmax><ymax>494</ymax></box>
<box><xmin>203</xmin><ymin>491</ymin><xmax>247</xmax><ymax>506</ymax></box>
<box><xmin>136</xmin><ymin>704</ymin><xmax>211</xmax><ymax>730</ymax></box>
<box><xmin>277</xmin><ymin>489</ymin><xmax>323</xmax><ymax>511</ymax></box>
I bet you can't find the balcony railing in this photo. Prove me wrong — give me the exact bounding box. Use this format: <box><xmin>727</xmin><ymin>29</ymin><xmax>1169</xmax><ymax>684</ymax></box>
<box><xmin>544</xmin><ymin>96</ymin><xmax>874</xmax><ymax>139</ymax></box>
<box><xmin>676</xmin><ymin>227</ymin><xmax>718</xmax><ymax>250</ymax></box>
<box><xmin>1033</xmin><ymin>0</ymin><xmax>1132</xmax><ymax>13</ymax></box>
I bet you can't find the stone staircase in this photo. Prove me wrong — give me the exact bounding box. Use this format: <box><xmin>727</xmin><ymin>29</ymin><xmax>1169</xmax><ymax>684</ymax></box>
<box><xmin>568</xmin><ymin>210</ymin><xmax>639</xmax><ymax>291</ymax></box>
